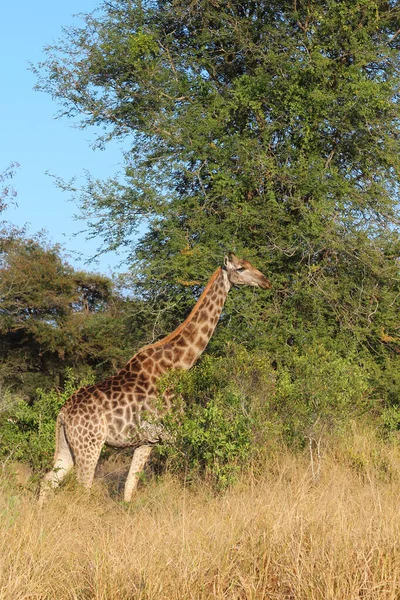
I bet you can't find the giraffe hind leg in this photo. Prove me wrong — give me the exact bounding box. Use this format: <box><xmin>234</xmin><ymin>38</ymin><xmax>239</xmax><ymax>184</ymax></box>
<box><xmin>39</xmin><ymin>414</ymin><xmax>74</xmax><ymax>505</ymax></box>
<box><xmin>69</xmin><ymin>418</ymin><xmax>108</xmax><ymax>491</ymax></box>
<box><xmin>73</xmin><ymin>437</ymin><xmax>105</xmax><ymax>490</ymax></box>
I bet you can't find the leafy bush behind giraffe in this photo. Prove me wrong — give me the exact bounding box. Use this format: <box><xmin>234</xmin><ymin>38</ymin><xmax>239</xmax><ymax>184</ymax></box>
<box><xmin>0</xmin><ymin>370</ymin><xmax>94</xmax><ymax>473</ymax></box>
<box><xmin>155</xmin><ymin>344</ymin><xmax>375</xmax><ymax>489</ymax></box>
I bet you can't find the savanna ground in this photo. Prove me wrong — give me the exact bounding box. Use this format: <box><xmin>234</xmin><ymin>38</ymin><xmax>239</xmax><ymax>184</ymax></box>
<box><xmin>2</xmin><ymin>425</ymin><xmax>400</xmax><ymax>600</ymax></box>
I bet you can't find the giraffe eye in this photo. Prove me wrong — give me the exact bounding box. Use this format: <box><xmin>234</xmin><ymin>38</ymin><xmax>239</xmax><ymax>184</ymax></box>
<box><xmin>237</xmin><ymin>267</ymin><xmax>246</xmax><ymax>272</ymax></box>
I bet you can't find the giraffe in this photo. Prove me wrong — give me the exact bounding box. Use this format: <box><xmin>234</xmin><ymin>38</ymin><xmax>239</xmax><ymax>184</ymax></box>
<box><xmin>40</xmin><ymin>253</ymin><xmax>271</xmax><ymax>503</ymax></box>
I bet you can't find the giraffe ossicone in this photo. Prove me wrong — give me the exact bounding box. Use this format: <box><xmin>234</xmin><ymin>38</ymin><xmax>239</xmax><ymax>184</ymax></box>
<box><xmin>39</xmin><ymin>253</ymin><xmax>271</xmax><ymax>504</ymax></box>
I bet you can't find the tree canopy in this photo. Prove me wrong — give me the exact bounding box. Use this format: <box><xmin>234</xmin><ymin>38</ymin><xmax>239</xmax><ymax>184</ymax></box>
<box><xmin>0</xmin><ymin>232</ymin><xmax>132</xmax><ymax>396</ymax></box>
<box><xmin>33</xmin><ymin>0</ymin><xmax>399</xmax><ymax>395</ymax></box>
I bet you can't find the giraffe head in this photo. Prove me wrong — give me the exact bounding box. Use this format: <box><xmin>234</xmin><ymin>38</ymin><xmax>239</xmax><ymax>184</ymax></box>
<box><xmin>223</xmin><ymin>253</ymin><xmax>271</xmax><ymax>289</ymax></box>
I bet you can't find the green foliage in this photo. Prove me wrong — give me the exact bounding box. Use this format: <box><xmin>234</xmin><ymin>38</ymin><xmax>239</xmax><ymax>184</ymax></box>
<box><xmin>156</xmin><ymin>355</ymin><xmax>255</xmax><ymax>489</ymax></box>
<box><xmin>0</xmin><ymin>370</ymin><xmax>93</xmax><ymax>472</ymax></box>
<box><xmin>272</xmin><ymin>344</ymin><xmax>371</xmax><ymax>446</ymax></box>
<box><xmin>380</xmin><ymin>405</ymin><xmax>400</xmax><ymax>437</ymax></box>
<box><xmin>161</xmin><ymin>389</ymin><xmax>252</xmax><ymax>490</ymax></box>
<box><xmin>156</xmin><ymin>343</ymin><xmax>377</xmax><ymax>486</ymax></box>
<box><xmin>0</xmin><ymin>232</ymin><xmax>145</xmax><ymax>397</ymax></box>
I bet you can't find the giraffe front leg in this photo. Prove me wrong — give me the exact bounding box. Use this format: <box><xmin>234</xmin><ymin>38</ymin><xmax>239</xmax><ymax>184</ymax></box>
<box><xmin>124</xmin><ymin>445</ymin><xmax>153</xmax><ymax>502</ymax></box>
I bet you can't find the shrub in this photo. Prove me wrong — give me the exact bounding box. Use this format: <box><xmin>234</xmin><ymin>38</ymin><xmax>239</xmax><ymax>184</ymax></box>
<box><xmin>157</xmin><ymin>343</ymin><xmax>374</xmax><ymax>486</ymax></box>
<box><xmin>160</xmin><ymin>389</ymin><xmax>252</xmax><ymax>490</ymax></box>
<box><xmin>0</xmin><ymin>369</ymin><xmax>93</xmax><ymax>473</ymax></box>
<box><xmin>156</xmin><ymin>348</ymin><xmax>276</xmax><ymax>489</ymax></box>
<box><xmin>273</xmin><ymin>344</ymin><xmax>371</xmax><ymax>446</ymax></box>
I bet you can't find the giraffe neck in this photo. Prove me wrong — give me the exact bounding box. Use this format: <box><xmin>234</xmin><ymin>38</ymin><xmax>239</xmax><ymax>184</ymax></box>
<box><xmin>128</xmin><ymin>267</ymin><xmax>231</xmax><ymax>373</ymax></box>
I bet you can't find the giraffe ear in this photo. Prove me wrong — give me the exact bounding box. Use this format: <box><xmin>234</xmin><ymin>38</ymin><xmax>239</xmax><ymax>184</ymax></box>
<box><xmin>224</xmin><ymin>252</ymin><xmax>238</xmax><ymax>266</ymax></box>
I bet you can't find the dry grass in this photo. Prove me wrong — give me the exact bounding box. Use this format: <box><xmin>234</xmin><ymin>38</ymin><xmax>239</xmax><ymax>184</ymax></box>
<box><xmin>2</xmin><ymin>428</ymin><xmax>400</xmax><ymax>599</ymax></box>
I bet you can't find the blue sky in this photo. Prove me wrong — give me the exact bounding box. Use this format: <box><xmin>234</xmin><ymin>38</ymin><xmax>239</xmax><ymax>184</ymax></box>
<box><xmin>1</xmin><ymin>1</ymin><xmax>128</xmax><ymax>275</ymax></box>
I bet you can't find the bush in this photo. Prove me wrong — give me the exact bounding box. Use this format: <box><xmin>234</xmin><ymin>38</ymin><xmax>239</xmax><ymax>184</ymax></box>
<box><xmin>160</xmin><ymin>389</ymin><xmax>252</xmax><ymax>490</ymax></box>
<box><xmin>273</xmin><ymin>344</ymin><xmax>371</xmax><ymax>446</ymax></box>
<box><xmin>156</xmin><ymin>348</ymin><xmax>274</xmax><ymax>489</ymax></box>
<box><xmin>157</xmin><ymin>343</ymin><xmax>374</xmax><ymax>487</ymax></box>
<box><xmin>0</xmin><ymin>369</ymin><xmax>93</xmax><ymax>473</ymax></box>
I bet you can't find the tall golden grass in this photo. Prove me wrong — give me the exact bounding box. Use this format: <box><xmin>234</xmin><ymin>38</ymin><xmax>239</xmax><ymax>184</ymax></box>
<box><xmin>1</xmin><ymin>426</ymin><xmax>400</xmax><ymax>600</ymax></box>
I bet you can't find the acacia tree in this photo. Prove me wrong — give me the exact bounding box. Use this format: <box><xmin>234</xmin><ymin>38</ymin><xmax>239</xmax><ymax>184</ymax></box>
<box><xmin>35</xmin><ymin>2</ymin><xmax>400</xmax><ymax>377</ymax></box>
<box><xmin>0</xmin><ymin>234</ymin><xmax>139</xmax><ymax>396</ymax></box>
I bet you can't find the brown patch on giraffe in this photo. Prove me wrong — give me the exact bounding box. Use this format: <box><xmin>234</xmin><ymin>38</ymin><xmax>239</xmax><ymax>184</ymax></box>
<box><xmin>137</xmin><ymin>372</ymin><xmax>150</xmax><ymax>385</ymax></box>
<box><xmin>153</xmin><ymin>363</ymin><xmax>164</xmax><ymax>376</ymax></box>
<box><xmin>195</xmin><ymin>336</ymin><xmax>207</xmax><ymax>351</ymax></box>
<box><xmin>192</xmin><ymin>312</ymin><xmax>202</xmax><ymax>323</ymax></box>
<box><xmin>172</xmin><ymin>347</ymin><xmax>184</xmax><ymax>361</ymax></box>
<box><xmin>141</xmin><ymin>358</ymin><xmax>154</xmax><ymax>372</ymax></box>
<box><xmin>127</xmin><ymin>359</ymin><xmax>139</xmax><ymax>370</ymax></box>
<box><xmin>134</xmin><ymin>384</ymin><xmax>147</xmax><ymax>395</ymax></box>
<box><xmin>80</xmin><ymin>407</ymin><xmax>95</xmax><ymax>418</ymax></box>
<box><xmin>163</xmin><ymin>350</ymin><xmax>173</xmax><ymax>363</ymax></box>
<box><xmin>84</xmin><ymin>384</ymin><xmax>95</xmax><ymax>394</ymax></box>
<box><xmin>159</xmin><ymin>358</ymin><xmax>170</xmax><ymax>370</ymax></box>
<box><xmin>153</xmin><ymin>349</ymin><xmax>163</xmax><ymax>361</ymax></box>
<box><xmin>197</xmin><ymin>309</ymin><xmax>209</xmax><ymax>322</ymax></box>
<box><xmin>133</xmin><ymin>353</ymin><xmax>143</xmax><ymax>363</ymax></box>
<box><xmin>184</xmin><ymin>348</ymin><xmax>197</xmax><ymax>364</ymax></box>
<box><xmin>186</xmin><ymin>322</ymin><xmax>196</xmax><ymax>334</ymax></box>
